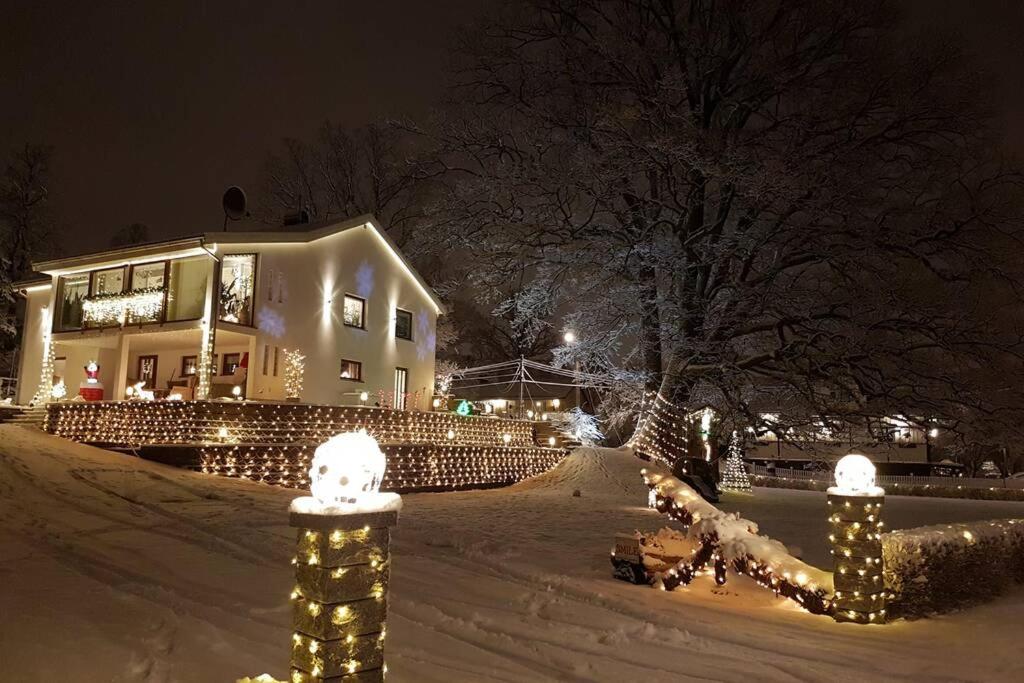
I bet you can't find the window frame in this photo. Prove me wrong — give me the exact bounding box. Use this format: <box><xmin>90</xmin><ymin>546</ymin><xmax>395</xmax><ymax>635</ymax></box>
<box><xmin>222</xmin><ymin>353</ymin><xmax>242</xmax><ymax>376</ymax></box>
<box><xmin>218</xmin><ymin>252</ymin><xmax>259</xmax><ymax>327</ymax></box>
<box><xmin>342</xmin><ymin>294</ymin><xmax>366</xmax><ymax>330</ymax></box>
<box><xmin>53</xmin><ymin>272</ymin><xmax>91</xmax><ymax>332</ymax></box>
<box><xmin>339</xmin><ymin>358</ymin><xmax>363</xmax><ymax>382</ymax></box>
<box><xmin>181</xmin><ymin>355</ymin><xmax>198</xmax><ymax>377</ymax></box>
<box><xmin>394</xmin><ymin>308</ymin><xmax>414</xmax><ymax>341</ymax></box>
<box><xmin>125</xmin><ymin>260</ymin><xmax>170</xmax><ymax>325</ymax></box>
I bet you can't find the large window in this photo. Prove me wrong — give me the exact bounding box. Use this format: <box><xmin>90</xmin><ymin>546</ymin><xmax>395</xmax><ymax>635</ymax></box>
<box><xmin>84</xmin><ymin>267</ymin><xmax>127</xmax><ymax>328</ymax></box>
<box><xmin>343</xmin><ymin>295</ymin><xmax>365</xmax><ymax>328</ymax></box>
<box><xmin>56</xmin><ymin>273</ymin><xmax>89</xmax><ymax>330</ymax></box>
<box><xmin>219</xmin><ymin>254</ymin><xmax>256</xmax><ymax>325</ymax></box>
<box><xmin>340</xmin><ymin>359</ymin><xmax>362</xmax><ymax>381</ymax></box>
<box><xmin>130</xmin><ymin>262</ymin><xmax>166</xmax><ymax>290</ymax></box>
<box><xmin>91</xmin><ymin>267</ymin><xmax>125</xmax><ymax>295</ymax></box>
<box><xmin>167</xmin><ymin>256</ymin><xmax>207</xmax><ymax>321</ymax></box>
<box><xmin>395</xmin><ymin>308</ymin><xmax>413</xmax><ymax>341</ymax></box>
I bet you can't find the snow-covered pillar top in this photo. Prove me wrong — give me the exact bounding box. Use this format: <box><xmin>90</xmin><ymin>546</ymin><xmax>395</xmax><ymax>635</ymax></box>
<box><xmin>827</xmin><ymin>453</ymin><xmax>885</xmax><ymax>498</ymax></box>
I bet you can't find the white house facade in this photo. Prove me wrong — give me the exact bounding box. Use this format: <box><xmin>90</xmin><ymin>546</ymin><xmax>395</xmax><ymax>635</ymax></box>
<box><xmin>16</xmin><ymin>215</ymin><xmax>443</xmax><ymax>409</ymax></box>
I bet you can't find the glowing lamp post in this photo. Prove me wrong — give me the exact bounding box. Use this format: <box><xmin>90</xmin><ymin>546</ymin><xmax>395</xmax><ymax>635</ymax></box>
<box><xmin>288</xmin><ymin>431</ymin><xmax>401</xmax><ymax>681</ymax></box>
<box><xmin>827</xmin><ymin>454</ymin><xmax>886</xmax><ymax>624</ymax></box>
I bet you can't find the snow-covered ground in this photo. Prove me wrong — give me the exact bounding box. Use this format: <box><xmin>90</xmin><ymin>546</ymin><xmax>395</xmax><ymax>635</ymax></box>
<box><xmin>2</xmin><ymin>424</ymin><xmax>1023</xmax><ymax>682</ymax></box>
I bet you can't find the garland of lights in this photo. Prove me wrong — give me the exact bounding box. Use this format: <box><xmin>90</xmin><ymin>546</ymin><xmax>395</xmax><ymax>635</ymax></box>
<box><xmin>81</xmin><ymin>287</ymin><xmax>166</xmax><ymax>325</ymax></box>
<box><xmin>641</xmin><ymin>467</ymin><xmax>835</xmax><ymax>616</ymax></box>
<box><xmin>284</xmin><ymin>349</ymin><xmax>306</xmax><ymax>400</ymax></box>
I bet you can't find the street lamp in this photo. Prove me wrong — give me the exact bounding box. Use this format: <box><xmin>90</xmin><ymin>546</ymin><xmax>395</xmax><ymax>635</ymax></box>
<box><xmin>563</xmin><ymin>330</ymin><xmax>580</xmax><ymax>409</ymax></box>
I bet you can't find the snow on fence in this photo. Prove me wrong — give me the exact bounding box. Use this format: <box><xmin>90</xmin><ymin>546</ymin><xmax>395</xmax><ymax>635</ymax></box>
<box><xmin>641</xmin><ymin>465</ymin><xmax>834</xmax><ymax>615</ymax></box>
<box><xmin>750</xmin><ymin>465</ymin><xmax>1024</xmax><ymax>501</ymax></box>
<box><xmin>749</xmin><ymin>464</ymin><xmax>1024</xmax><ymax>490</ymax></box>
<box><xmin>882</xmin><ymin>519</ymin><xmax>1024</xmax><ymax>618</ymax></box>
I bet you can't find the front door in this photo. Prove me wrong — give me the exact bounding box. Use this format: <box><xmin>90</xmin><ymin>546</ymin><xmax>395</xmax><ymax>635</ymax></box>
<box><xmin>137</xmin><ymin>355</ymin><xmax>159</xmax><ymax>389</ymax></box>
<box><xmin>394</xmin><ymin>367</ymin><xmax>408</xmax><ymax>410</ymax></box>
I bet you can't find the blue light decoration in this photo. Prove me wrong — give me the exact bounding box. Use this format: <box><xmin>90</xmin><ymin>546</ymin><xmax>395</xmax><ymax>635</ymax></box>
<box><xmin>456</xmin><ymin>400</ymin><xmax>472</xmax><ymax>416</ymax></box>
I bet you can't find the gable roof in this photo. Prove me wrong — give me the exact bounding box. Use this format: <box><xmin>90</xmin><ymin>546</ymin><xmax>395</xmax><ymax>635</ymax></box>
<box><xmin>32</xmin><ymin>214</ymin><xmax>445</xmax><ymax>314</ymax></box>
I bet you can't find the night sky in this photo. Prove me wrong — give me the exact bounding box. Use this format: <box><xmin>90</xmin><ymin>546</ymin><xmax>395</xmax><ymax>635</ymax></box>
<box><xmin>1</xmin><ymin>0</ymin><xmax>1022</xmax><ymax>255</ymax></box>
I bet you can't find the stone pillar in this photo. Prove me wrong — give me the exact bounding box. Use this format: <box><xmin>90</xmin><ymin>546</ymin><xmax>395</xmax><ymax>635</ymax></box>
<box><xmin>289</xmin><ymin>509</ymin><xmax>398</xmax><ymax>682</ymax></box>
<box><xmin>828</xmin><ymin>492</ymin><xmax>886</xmax><ymax>624</ymax></box>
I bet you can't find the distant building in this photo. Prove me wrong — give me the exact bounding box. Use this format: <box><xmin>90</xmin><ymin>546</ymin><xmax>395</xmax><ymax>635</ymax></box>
<box><xmin>15</xmin><ymin>214</ymin><xmax>443</xmax><ymax>407</ymax></box>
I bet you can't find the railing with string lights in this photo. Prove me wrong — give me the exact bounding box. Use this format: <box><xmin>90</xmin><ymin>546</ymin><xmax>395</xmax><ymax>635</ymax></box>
<box><xmin>637</xmin><ymin>464</ymin><xmax>835</xmax><ymax>615</ymax></box>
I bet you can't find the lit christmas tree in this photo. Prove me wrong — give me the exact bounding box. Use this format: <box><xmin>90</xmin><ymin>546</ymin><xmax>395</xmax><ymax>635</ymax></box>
<box><xmin>720</xmin><ymin>431</ymin><xmax>751</xmax><ymax>492</ymax></box>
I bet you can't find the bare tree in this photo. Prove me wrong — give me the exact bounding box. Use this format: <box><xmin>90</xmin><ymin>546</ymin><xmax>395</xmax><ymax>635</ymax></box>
<box><xmin>258</xmin><ymin>122</ymin><xmax>430</xmax><ymax>248</ymax></box>
<box><xmin>413</xmin><ymin>0</ymin><xmax>1024</xmax><ymax>449</ymax></box>
<box><xmin>110</xmin><ymin>222</ymin><xmax>150</xmax><ymax>248</ymax></box>
<box><xmin>0</xmin><ymin>143</ymin><xmax>56</xmax><ymax>280</ymax></box>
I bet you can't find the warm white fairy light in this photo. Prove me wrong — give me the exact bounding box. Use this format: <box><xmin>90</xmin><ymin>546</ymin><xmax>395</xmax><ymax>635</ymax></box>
<box><xmin>82</xmin><ymin>287</ymin><xmax>165</xmax><ymax>325</ymax></box>
<box><xmin>283</xmin><ymin>348</ymin><xmax>306</xmax><ymax>400</ymax></box>
<box><xmin>46</xmin><ymin>400</ymin><xmax>570</xmax><ymax>492</ymax></box>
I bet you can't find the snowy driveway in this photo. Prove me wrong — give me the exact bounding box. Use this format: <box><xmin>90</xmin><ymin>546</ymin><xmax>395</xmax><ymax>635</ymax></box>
<box><xmin>1</xmin><ymin>425</ymin><xmax>1022</xmax><ymax>682</ymax></box>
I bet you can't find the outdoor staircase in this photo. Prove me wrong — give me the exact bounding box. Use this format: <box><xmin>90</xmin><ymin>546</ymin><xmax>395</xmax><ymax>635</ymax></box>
<box><xmin>534</xmin><ymin>421</ymin><xmax>580</xmax><ymax>449</ymax></box>
<box><xmin>5</xmin><ymin>405</ymin><xmax>48</xmax><ymax>429</ymax></box>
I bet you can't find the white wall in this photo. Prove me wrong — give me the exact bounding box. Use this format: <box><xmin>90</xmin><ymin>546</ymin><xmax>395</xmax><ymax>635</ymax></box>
<box><xmin>240</xmin><ymin>225</ymin><xmax>439</xmax><ymax>406</ymax></box>
<box><xmin>16</xmin><ymin>287</ymin><xmax>53</xmax><ymax>404</ymax></box>
<box><xmin>126</xmin><ymin>344</ymin><xmax>250</xmax><ymax>391</ymax></box>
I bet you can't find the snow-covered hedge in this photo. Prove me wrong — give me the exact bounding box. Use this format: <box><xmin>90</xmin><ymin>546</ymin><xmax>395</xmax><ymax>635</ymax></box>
<box><xmin>883</xmin><ymin>519</ymin><xmax>1024</xmax><ymax>617</ymax></box>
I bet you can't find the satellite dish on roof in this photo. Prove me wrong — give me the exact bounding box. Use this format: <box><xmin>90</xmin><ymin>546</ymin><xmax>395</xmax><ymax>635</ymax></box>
<box><xmin>222</xmin><ymin>186</ymin><xmax>247</xmax><ymax>229</ymax></box>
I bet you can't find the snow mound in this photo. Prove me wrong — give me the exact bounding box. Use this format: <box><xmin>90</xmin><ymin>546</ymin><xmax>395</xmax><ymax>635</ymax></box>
<box><xmin>512</xmin><ymin>446</ymin><xmax>648</xmax><ymax>499</ymax></box>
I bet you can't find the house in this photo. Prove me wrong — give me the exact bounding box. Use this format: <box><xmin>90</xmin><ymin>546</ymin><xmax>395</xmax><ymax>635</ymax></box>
<box><xmin>15</xmin><ymin>214</ymin><xmax>443</xmax><ymax>408</ymax></box>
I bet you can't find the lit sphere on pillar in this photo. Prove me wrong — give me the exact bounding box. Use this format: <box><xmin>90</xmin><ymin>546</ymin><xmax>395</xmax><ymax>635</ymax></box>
<box><xmin>833</xmin><ymin>454</ymin><xmax>876</xmax><ymax>495</ymax></box>
<box><xmin>309</xmin><ymin>430</ymin><xmax>386</xmax><ymax>505</ymax></box>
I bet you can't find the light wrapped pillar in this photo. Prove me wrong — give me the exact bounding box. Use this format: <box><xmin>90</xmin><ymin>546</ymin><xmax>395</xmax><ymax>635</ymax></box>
<box><xmin>288</xmin><ymin>430</ymin><xmax>401</xmax><ymax>682</ymax></box>
<box><xmin>828</xmin><ymin>454</ymin><xmax>886</xmax><ymax>624</ymax></box>
<box><xmin>289</xmin><ymin>510</ymin><xmax>397</xmax><ymax>682</ymax></box>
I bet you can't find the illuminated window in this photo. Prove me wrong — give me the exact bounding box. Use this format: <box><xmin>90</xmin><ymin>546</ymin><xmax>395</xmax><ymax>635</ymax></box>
<box><xmin>55</xmin><ymin>273</ymin><xmax>90</xmax><ymax>330</ymax></box>
<box><xmin>222</xmin><ymin>353</ymin><xmax>241</xmax><ymax>375</ymax></box>
<box><xmin>128</xmin><ymin>262</ymin><xmax>167</xmax><ymax>322</ymax></box>
<box><xmin>130</xmin><ymin>262</ymin><xmax>166</xmax><ymax>290</ymax></box>
<box><xmin>166</xmin><ymin>256</ymin><xmax>207</xmax><ymax>322</ymax></box>
<box><xmin>219</xmin><ymin>254</ymin><xmax>256</xmax><ymax>325</ymax></box>
<box><xmin>395</xmin><ymin>308</ymin><xmax>413</xmax><ymax>341</ymax></box>
<box><xmin>340</xmin><ymin>359</ymin><xmax>362</xmax><ymax>381</ymax></box>
<box><xmin>85</xmin><ymin>267</ymin><xmax>127</xmax><ymax>328</ymax></box>
<box><xmin>181</xmin><ymin>355</ymin><xmax>198</xmax><ymax>376</ymax></box>
<box><xmin>92</xmin><ymin>267</ymin><xmax>125</xmax><ymax>295</ymax></box>
<box><xmin>343</xmin><ymin>295</ymin><xmax>365</xmax><ymax>328</ymax></box>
